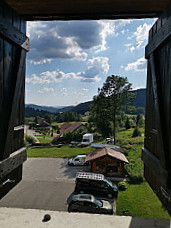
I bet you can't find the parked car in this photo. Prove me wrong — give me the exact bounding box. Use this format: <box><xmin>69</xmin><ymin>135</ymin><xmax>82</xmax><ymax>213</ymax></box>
<box><xmin>68</xmin><ymin>155</ymin><xmax>89</xmax><ymax>166</ymax></box>
<box><xmin>68</xmin><ymin>194</ymin><xmax>113</xmax><ymax>215</ymax></box>
<box><xmin>75</xmin><ymin>172</ymin><xmax>118</xmax><ymax>198</ymax></box>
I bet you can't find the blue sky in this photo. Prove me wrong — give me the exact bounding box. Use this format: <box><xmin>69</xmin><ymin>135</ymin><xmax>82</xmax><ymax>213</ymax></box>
<box><xmin>26</xmin><ymin>19</ymin><xmax>156</xmax><ymax>106</ymax></box>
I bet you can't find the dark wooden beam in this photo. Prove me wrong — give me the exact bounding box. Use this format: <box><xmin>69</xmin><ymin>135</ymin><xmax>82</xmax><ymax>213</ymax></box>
<box><xmin>0</xmin><ymin>19</ymin><xmax>29</xmax><ymax>51</ymax></box>
<box><xmin>145</xmin><ymin>14</ymin><xmax>171</xmax><ymax>58</ymax></box>
<box><xmin>5</xmin><ymin>0</ymin><xmax>170</xmax><ymax>20</ymax></box>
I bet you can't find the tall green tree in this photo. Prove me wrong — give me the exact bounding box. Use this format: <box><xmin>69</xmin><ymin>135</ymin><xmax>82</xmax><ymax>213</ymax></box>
<box><xmin>125</xmin><ymin>117</ymin><xmax>131</xmax><ymax>129</ymax></box>
<box><xmin>90</xmin><ymin>94</ymin><xmax>112</xmax><ymax>137</ymax></box>
<box><xmin>93</xmin><ymin>75</ymin><xmax>135</xmax><ymax>144</ymax></box>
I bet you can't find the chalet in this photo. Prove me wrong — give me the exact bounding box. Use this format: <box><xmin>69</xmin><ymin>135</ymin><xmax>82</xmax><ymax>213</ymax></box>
<box><xmin>60</xmin><ymin>122</ymin><xmax>87</xmax><ymax>135</ymax></box>
<box><xmin>86</xmin><ymin>147</ymin><xmax>129</xmax><ymax>177</ymax></box>
<box><xmin>84</xmin><ymin>111</ymin><xmax>90</xmax><ymax>116</ymax></box>
<box><xmin>37</xmin><ymin>120</ymin><xmax>51</xmax><ymax>131</ymax></box>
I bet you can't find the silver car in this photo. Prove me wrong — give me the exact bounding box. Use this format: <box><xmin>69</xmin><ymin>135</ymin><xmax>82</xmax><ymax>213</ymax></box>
<box><xmin>68</xmin><ymin>155</ymin><xmax>88</xmax><ymax>166</ymax></box>
<box><xmin>68</xmin><ymin>194</ymin><xmax>113</xmax><ymax>214</ymax></box>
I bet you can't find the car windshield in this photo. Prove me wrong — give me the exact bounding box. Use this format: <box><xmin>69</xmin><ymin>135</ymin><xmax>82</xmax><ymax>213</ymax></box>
<box><xmin>94</xmin><ymin>199</ymin><xmax>103</xmax><ymax>207</ymax></box>
<box><xmin>105</xmin><ymin>179</ymin><xmax>113</xmax><ymax>187</ymax></box>
<box><xmin>82</xmin><ymin>139</ymin><xmax>89</xmax><ymax>142</ymax></box>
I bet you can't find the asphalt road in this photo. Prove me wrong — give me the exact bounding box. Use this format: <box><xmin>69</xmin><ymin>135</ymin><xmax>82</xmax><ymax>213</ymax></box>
<box><xmin>0</xmin><ymin>158</ymin><xmax>90</xmax><ymax>211</ymax></box>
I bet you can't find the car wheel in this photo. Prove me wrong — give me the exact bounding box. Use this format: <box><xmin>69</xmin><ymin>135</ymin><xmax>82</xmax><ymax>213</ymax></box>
<box><xmin>72</xmin><ymin>209</ymin><xmax>78</xmax><ymax>213</ymax></box>
<box><xmin>108</xmin><ymin>193</ymin><xmax>113</xmax><ymax>198</ymax></box>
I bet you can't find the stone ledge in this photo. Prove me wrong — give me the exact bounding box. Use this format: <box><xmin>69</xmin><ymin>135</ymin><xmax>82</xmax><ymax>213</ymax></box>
<box><xmin>0</xmin><ymin>207</ymin><xmax>170</xmax><ymax>228</ymax></box>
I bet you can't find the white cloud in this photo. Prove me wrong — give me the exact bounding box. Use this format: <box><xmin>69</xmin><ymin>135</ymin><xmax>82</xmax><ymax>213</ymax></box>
<box><xmin>126</xmin><ymin>22</ymin><xmax>152</xmax><ymax>52</ymax></box>
<box><xmin>61</xmin><ymin>88</ymin><xmax>67</xmax><ymax>96</ymax></box>
<box><xmin>125</xmin><ymin>57</ymin><xmax>147</xmax><ymax>72</ymax></box>
<box><xmin>133</xmin><ymin>85</ymin><xmax>146</xmax><ymax>90</ymax></box>
<box><xmin>82</xmin><ymin>88</ymin><xmax>89</xmax><ymax>92</ymax></box>
<box><xmin>26</xmin><ymin>74</ymin><xmax>50</xmax><ymax>84</ymax></box>
<box><xmin>26</xmin><ymin>56</ymin><xmax>109</xmax><ymax>84</ymax></box>
<box><xmin>27</xmin><ymin>20</ymin><xmax>131</xmax><ymax>64</ymax></box>
<box><xmin>134</xmin><ymin>23</ymin><xmax>151</xmax><ymax>49</ymax></box>
<box><xmin>38</xmin><ymin>87</ymin><xmax>54</xmax><ymax>93</ymax></box>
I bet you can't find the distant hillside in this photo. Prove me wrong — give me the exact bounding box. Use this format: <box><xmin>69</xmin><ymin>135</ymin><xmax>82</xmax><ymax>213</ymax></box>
<box><xmin>25</xmin><ymin>107</ymin><xmax>51</xmax><ymax>118</ymax></box>
<box><xmin>57</xmin><ymin>105</ymin><xmax>74</xmax><ymax>113</ymax></box>
<box><xmin>132</xmin><ymin>89</ymin><xmax>146</xmax><ymax>108</ymax></box>
<box><xmin>25</xmin><ymin>89</ymin><xmax>146</xmax><ymax>117</ymax></box>
<box><xmin>25</xmin><ymin>104</ymin><xmax>65</xmax><ymax>113</ymax></box>
<box><xmin>68</xmin><ymin>101</ymin><xmax>93</xmax><ymax>114</ymax></box>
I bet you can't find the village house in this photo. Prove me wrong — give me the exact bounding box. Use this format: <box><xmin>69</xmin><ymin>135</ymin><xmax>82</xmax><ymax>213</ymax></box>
<box><xmin>84</xmin><ymin>111</ymin><xmax>90</xmax><ymax>116</ymax></box>
<box><xmin>36</xmin><ymin>118</ymin><xmax>51</xmax><ymax>131</ymax></box>
<box><xmin>60</xmin><ymin>122</ymin><xmax>88</xmax><ymax>135</ymax></box>
<box><xmin>86</xmin><ymin>147</ymin><xmax>129</xmax><ymax>177</ymax></box>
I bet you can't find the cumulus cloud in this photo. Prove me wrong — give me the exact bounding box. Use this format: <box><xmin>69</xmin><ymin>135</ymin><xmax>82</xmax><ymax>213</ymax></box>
<box><xmin>26</xmin><ymin>74</ymin><xmax>50</xmax><ymax>84</ymax></box>
<box><xmin>27</xmin><ymin>20</ymin><xmax>131</xmax><ymax>64</ymax></box>
<box><xmin>126</xmin><ymin>23</ymin><xmax>152</xmax><ymax>52</ymax></box>
<box><xmin>125</xmin><ymin>57</ymin><xmax>147</xmax><ymax>72</ymax></box>
<box><xmin>38</xmin><ymin>87</ymin><xmax>54</xmax><ymax>93</ymax></box>
<box><xmin>134</xmin><ymin>23</ymin><xmax>152</xmax><ymax>49</ymax></box>
<box><xmin>26</xmin><ymin>56</ymin><xmax>109</xmax><ymax>84</ymax></box>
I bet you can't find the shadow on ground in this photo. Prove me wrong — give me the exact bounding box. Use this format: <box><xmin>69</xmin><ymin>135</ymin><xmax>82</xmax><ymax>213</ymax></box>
<box><xmin>59</xmin><ymin>159</ymin><xmax>91</xmax><ymax>179</ymax></box>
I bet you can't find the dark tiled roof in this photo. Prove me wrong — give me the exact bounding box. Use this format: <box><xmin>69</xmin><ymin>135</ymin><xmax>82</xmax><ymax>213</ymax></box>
<box><xmin>86</xmin><ymin>147</ymin><xmax>129</xmax><ymax>163</ymax></box>
<box><xmin>61</xmin><ymin>122</ymin><xmax>83</xmax><ymax>133</ymax></box>
<box><xmin>60</xmin><ymin>122</ymin><xmax>71</xmax><ymax>130</ymax></box>
<box><xmin>39</xmin><ymin>121</ymin><xmax>51</xmax><ymax>127</ymax></box>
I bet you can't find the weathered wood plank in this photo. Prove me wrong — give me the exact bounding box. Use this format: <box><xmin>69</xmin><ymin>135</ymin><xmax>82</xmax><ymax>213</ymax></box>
<box><xmin>3</xmin><ymin>49</ymin><xmax>26</xmax><ymax>159</ymax></box>
<box><xmin>0</xmin><ymin>38</ymin><xmax>3</xmax><ymax>157</ymax></box>
<box><xmin>0</xmin><ymin>147</ymin><xmax>26</xmax><ymax>179</ymax></box>
<box><xmin>0</xmin><ymin>19</ymin><xmax>29</xmax><ymax>52</ymax></box>
<box><xmin>0</xmin><ymin>164</ymin><xmax>23</xmax><ymax>199</ymax></box>
<box><xmin>145</xmin><ymin>8</ymin><xmax>171</xmax><ymax>58</ymax></box>
<box><xmin>155</xmin><ymin>40</ymin><xmax>171</xmax><ymax>169</ymax></box>
<box><xmin>142</xmin><ymin>148</ymin><xmax>168</xmax><ymax>184</ymax></box>
<box><xmin>149</xmin><ymin>53</ymin><xmax>167</xmax><ymax>168</ymax></box>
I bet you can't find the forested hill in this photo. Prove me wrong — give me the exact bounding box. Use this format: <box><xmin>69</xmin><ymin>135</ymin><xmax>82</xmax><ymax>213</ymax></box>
<box><xmin>132</xmin><ymin>89</ymin><xmax>146</xmax><ymax>108</ymax></box>
<box><xmin>25</xmin><ymin>107</ymin><xmax>51</xmax><ymax>118</ymax></box>
<box><xmin>25</xmin><ymin>88</ymin><xmax>146</xmax><ymax>117</ymax></box>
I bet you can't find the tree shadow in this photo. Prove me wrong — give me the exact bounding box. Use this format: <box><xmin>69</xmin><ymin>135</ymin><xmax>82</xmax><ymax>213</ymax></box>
<box><xmin>128</xmin><ymin>217</ymin><xmax>170</xmax><ymax>228</ymax></box>
<box><xmin>59</xmin><ymin>159</ymin><xmax>91</xmax><ymax>179</ymax></box>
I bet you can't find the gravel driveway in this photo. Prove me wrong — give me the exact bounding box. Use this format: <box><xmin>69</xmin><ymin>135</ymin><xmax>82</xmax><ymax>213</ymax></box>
<box><xmin>0</xmin><ymin>158</ymin><xmax>90</xmax><ymax>211</ymax></box>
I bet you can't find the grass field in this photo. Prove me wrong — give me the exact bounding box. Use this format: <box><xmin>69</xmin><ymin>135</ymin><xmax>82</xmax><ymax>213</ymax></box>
<box><xmin>37</xmin><ymin>138</ymin><xmax>52</xmax><ymax>143</ymax></box>
<box><xmin>27</xmin><ymin>145</ymin><xmax>94</xmax><ymax>158</ymax></box>
<box><xmin>51</xmin><ymin>121</ymin><xmax>87</xmax><ymax>128</ymax></box>
<box><xmin>116</xmin><ymin>182</ymin><xmax>170</xmax><ymax>219</ymax></box>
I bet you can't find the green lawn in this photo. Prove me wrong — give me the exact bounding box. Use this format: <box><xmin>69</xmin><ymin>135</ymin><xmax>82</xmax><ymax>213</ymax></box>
<box><xmin>37</xmin><ymin>138</ymin><xmax>52</xmax><ymax>143</ymax></box>
<box><xmin>51</xmin><ymin>121</ymin><xmax>87</xmax><ymax>128</ymax></box>
<box><xmin>35</xmin><ymin>133</ymin><xmax>54</xmax><ymax>138</ymax></box>
<box><xmin>116</xmin><ymin>181</ymin><xmax>170</xmax><ymax>219</ymax></box>
<box><xmin>27</xmin><ymin>145</ymin><xmax>94</xmax><ymax>158</ymax></box>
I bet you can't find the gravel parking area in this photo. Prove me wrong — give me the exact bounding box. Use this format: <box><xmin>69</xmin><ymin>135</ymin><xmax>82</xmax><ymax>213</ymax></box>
<box><xmin>0</xmin><ymin>158</ymin><xmax>91</xmax><ymax>211</ymax></box>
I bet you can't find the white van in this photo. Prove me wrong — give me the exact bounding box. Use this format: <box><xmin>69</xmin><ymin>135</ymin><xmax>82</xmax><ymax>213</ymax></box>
<box><xmin>68</xmin><ymin>155</ymin><xmax>88</xmax><ymax>166</ymax></box>
<box><xmin>81</xmin><ymin>134</ymin><xmax>94</xmax><ymax>146</ymax></box>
